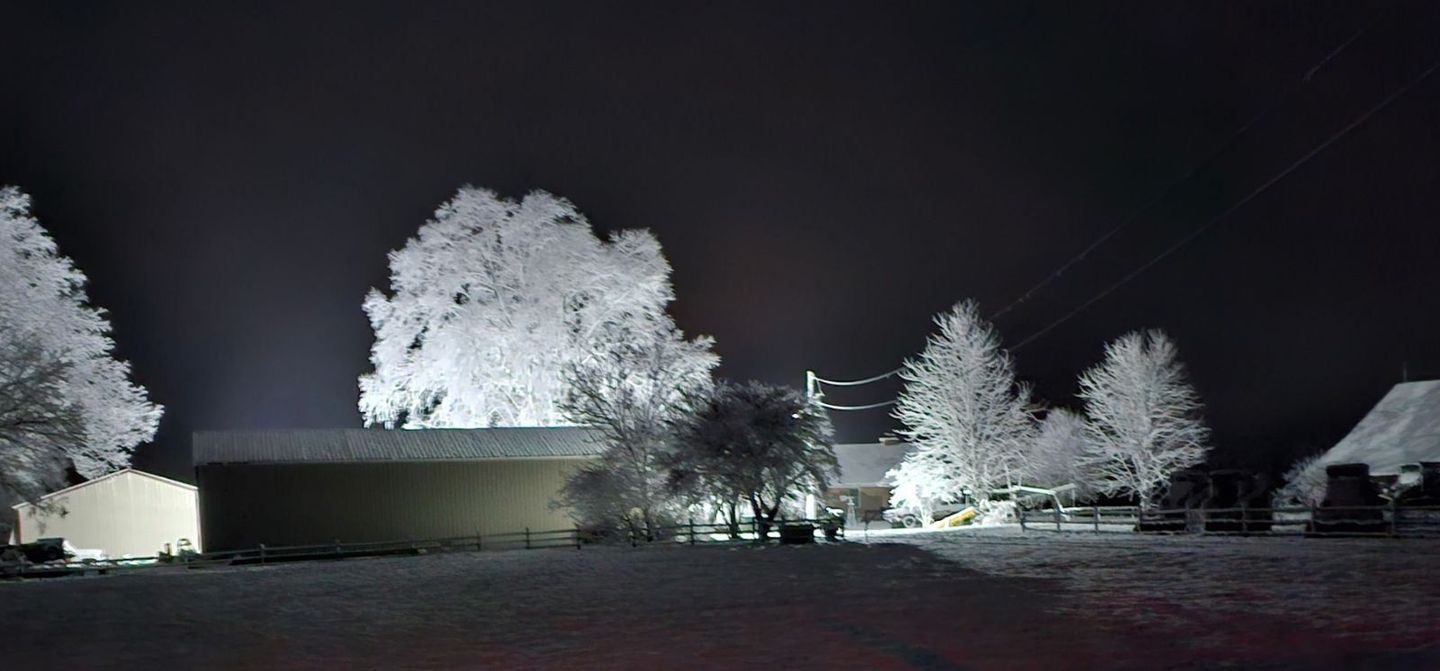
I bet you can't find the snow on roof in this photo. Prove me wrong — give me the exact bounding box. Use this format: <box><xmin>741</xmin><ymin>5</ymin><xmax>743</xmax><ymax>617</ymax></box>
<box><xmin>193</xmin><ymin>427</ymin><xmax>607</xmax><ymax>466</ymax></box>
<box><xmin>11</xmin><ymin>468</ymin><xmax>196</xmax><ymax>511</ymax></box>
<box><xmin>1319</xmin><ymin>380</ymin><xmax>1440</xmax><ymax>476</ymax></box>
<box><xmin>831</xmin><ymin>442</ymin><xmax>914</xmax><ymax>488</ymax></box>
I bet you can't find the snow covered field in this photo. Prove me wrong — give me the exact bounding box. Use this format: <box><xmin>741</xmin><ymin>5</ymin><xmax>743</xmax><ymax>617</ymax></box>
<box><xmin>4</xmin><ymin>529</ymin><xmax>1438</xmax><ymax>669</ymax></box>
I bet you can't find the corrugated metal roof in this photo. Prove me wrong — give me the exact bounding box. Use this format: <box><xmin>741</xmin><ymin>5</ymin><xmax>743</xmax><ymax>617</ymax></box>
<box><xmin>1319</xmin><ymin>380</ymin><xmax>1440</xmax><ymax>476</ymax></box>
<box><xmin>832</xmin><ymin>442</ymin><xmax>913</xmax><ymax>487</ymax></box>
<box><xmin>11</xmin><ymin>468</ymin><xmax>196</xmax><ymax>511</ymax></box>
<box><xmin>193</xmin><ymin>427</ymin><xmax>606</xmax><ymax>466</ymax></box>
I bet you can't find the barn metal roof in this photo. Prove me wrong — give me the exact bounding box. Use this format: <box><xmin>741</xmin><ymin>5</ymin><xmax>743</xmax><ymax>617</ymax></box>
<box><xmin>1318</xmin><ymin>380</ymin><xmax>1440</xmax><ymax>476</ymax></box>
<box><xmin>193</xmin><ymin>427</ymin><xmax>607</xmax><ymax>466</ymax></box>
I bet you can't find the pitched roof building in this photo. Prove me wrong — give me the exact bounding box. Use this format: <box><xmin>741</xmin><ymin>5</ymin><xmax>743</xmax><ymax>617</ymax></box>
<box><xmin>194</xmin><ymin>427</ymin><xmax>605</xmax><ymax>552</ymax></box>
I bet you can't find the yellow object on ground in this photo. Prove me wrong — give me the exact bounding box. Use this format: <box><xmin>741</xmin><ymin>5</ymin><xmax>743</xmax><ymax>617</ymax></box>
<box><xmin>932</xmin><ymin>507</ymin><xmax>978</xmax><ymax>528</ymax></box>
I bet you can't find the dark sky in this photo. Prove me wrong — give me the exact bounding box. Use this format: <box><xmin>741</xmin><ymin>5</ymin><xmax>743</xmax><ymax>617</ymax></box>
<box><xmin>3</xmin><ymin>2</ymin><xmax>1439</xmax><ymax>483</ymax></box>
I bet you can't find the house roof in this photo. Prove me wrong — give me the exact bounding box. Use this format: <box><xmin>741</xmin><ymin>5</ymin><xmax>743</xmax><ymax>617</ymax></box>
<box><xmin>192</xmin><ymin>427</ymin><xmax>607</xmax><ymax>466</ymax></box>
<box><xmin>831</xmin><ymin>442</ymin><xmax>913</xmax><ymax>487</ymax></box>
<box><xmin>11</xmin><ymin>468</ymin><xmax>196</xmax><ymax>511</ymax></box>
<box><xmin>1319</xmin><ymin>380</ymin><xmax>1440</xmax><ymax>476</ymax></box>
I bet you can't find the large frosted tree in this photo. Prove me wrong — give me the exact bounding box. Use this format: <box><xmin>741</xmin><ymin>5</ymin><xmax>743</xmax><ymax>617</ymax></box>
<box><xmin>888</xmin><ymin>300</ymin><xmax>1034</xmax><ymax>514</ymax></box>
<box><xmin>0</xmin><ymin>187</ymin><xmax>162</xmax><ymax>501</ymax></box>
<box><xmin>1076</xmin><ymin>330</ymin><xmax>1209</xmax><ymax>506</ymax></box>
<box><xmin>359</xmin><ymin>187</ymin><xmax>712</xmax><ymax>428</ymax></box>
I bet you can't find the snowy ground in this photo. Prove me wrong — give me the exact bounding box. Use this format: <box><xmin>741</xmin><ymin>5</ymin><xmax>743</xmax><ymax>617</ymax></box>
<box><xmin>4</xmin><ymin>529</ymin><xmax>1439</xmax><ymax>669</ymax></box>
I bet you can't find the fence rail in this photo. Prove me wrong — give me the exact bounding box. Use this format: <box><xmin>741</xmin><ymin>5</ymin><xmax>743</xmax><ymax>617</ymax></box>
<box><xmin>1018</xmin><ymin>503</ymin><xmax>1440</xmax><ymax>537</ymax></box>
<box><xmin>1</xmin><ymin>517</ymin><xmax>844</xmax><ymax>580</ymax></box>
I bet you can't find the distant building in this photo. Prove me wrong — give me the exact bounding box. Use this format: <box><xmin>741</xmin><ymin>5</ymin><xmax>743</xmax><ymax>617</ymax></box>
<box><xmin>9</xmin><ymin>469</ymin><xmax>201</xmax><ymax>557</ymax></box>
<box><xmin>1318</xmin><ymin>380</ymin><xmax>1440</xmax><ymax>475</ymax></box>
<box><xmin>822</xmin><ymin>439</ymin><xmax>914</xmax><ymax>524</ymax></box>
<box><xmin>193</xmin><ymin>427</ymin><xmax>604</xmax><ymax>552</ymax></box>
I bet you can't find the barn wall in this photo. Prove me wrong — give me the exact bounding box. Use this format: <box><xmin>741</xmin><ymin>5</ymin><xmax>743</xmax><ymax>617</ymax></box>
<box><xmin>197</xmin><ymin>458</ymin><xmax>588</xmax><ymax>551</ymax></box>
<box><xmin>15</xmin><ymin>471</ymin><xmax>201</xmax><ymax>556</ymax></box>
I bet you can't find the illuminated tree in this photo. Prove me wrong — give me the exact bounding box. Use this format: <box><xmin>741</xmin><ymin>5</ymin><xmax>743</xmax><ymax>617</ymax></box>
<box><xmin>0</xmin><ymin>187</ymin><xmax>162</xmax><ymax>501</ymax></box>
<box><xmin>1076</xmin><ymin>330</ymin><xmax>1209</xmax><ymax>507</ymax></box>
<box><xmin>359</xmin><ymin>187</ymin><xmax>713</xmax><ymax>428</ymax></box>
<box><xmin>888</xmin><ymin>300</ymin><xmax>1034</xmax><ymax>512</ymax></box>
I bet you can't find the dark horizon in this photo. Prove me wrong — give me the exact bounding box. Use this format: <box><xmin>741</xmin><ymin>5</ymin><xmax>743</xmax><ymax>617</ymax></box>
<box><xmin>4</xmin><ymin>2</ymin><xmax>1439</xmax><ymax>484</ymax></box>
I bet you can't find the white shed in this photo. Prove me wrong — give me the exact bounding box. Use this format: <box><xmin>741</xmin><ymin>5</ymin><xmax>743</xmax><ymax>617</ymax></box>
<box><xmin>10</xmin><ymin>469</ymin><xmax>201</xmax><ymax>557</ymax></box>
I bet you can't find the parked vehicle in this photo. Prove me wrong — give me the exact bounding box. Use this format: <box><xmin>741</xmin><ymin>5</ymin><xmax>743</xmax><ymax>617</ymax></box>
<box><xmin>883</xmin><ymin>502</ymin><xmax>970</xmax><ymax>529</ymax></box>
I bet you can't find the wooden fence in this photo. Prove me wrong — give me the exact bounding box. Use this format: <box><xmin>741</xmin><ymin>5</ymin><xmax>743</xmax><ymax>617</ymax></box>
<box><xmin>1018</xmin><ymin>503</ymin><xmax>1440</xmax><ymax>537</ymax></box>
<box><xmin>1</xmin><ymin>518</ymin><xmax>843</xmax><ymax>579</ymax></box>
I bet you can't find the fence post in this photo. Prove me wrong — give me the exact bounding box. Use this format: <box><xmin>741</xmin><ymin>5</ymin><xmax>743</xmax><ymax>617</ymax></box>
<box><xmin>574</xmin><ymin>526</ymin><xmax>582</xmax><ymax>550</ymax></box>
<box><xmin>1018</xmin><ymin>507</ymin><xmax>1027</xmax><ymax>532</ymax></box>
<box><xmin>1092</xmin><ymin>506</ymin><xmax>1100</xmax><ymax>533</ymax></box>
<box><xmin>1241</xmin><ymin>503</ymin><xmax>1249</xmax><ymax>535</ymax></box>
<box><xmin>476</xmin><ymin>531</ymin><xmax>482</xmax><ymax>552</ymax></box>
<box><xmin>259</xmin><ymin>543</ymin><xmax>266</xmax><ymax>564</ymax></box>
<box><xmin>1053</xmin><ymin>506</ymin><xmax>1062</xmax><ymax>532</ymax></box>
<box><xmin>1308</xmin><ymin>504</ymin><xmax>1317</xmax><ymax>535</ymax></box>
<box><xmin>688</xmin><ymin>517</ymin><xmax>696</xmax><ymax>546</ymax></box>
<box><xmin>525</xmin><ymin>527</ymin><xmax>531</xmax><ymax>550</ymax></box>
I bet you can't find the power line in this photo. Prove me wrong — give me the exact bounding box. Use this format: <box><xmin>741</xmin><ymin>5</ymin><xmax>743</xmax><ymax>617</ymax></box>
<box><xmin>1010</xmin><ymin>58</ymin><xmax>1440</xmax><ymax>352</ymax></box>
<box><xmin>809</xmin><ymin>14</ymin><xmax>1405</xmax><ymax>409</ymax></box>
<box><xmin>986</xmin><ymin>15</ymin><xmax>1381</xmax><ymax>324</ymax></box>
<box><xmin>815</xmin><ymin>399</ymin><xmax>898</xmax><ymax>411</ymax></box>
<box><xmin>812</xmin><ymin>15</ymin><xmax>1382</xmax><ymax>403</ymax></box>
<box><xmin>811</xmin><ymin>369</ymin><xmax>900</xmax><ymax>386</ymax></box>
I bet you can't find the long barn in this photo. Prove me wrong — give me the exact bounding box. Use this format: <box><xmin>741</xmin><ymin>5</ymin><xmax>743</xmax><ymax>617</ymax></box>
<box><xmin>193</xmin><ymin>427</ymin><xmax>603</xmax><ymax>552</ymax></box>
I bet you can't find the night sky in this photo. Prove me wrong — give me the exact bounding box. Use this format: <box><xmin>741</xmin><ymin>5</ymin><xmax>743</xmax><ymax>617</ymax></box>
<box><xmin>4</xmin><ymin>2</ymin><xmax>1439</xmax><ymax>484</ymax></box>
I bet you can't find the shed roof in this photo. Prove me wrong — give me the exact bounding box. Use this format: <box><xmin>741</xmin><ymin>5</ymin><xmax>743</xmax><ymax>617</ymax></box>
<box><xmin>1318</xmin><ymin>380</ymin><xmax>1440</xmax><ymax>476</ymax></box>
<box><xmin>11</xmin><ymin>468</ymin><xmax>196</xmax><ymax>511</ymax></box>
<box><xmin>831</xmin><ymin>442</ymin><xmax>913</xmax><ymax>487</ymax></box>
<box><xmin>193</xmin><ymin>427</ymin><xmax>607</xmax><ymax>466</ymax></box>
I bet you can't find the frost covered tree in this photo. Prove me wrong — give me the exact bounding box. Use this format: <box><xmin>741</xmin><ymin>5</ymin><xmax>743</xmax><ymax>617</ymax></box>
<box><xmin>0</xmin><ymin>187</ymin><xmax>162</xmax><ymax>501</ymax></box>
<box><xmin>555</xmin><ymin>324</ymin><xmax>717</xmax><ymax>537</ymax></box>
<box><xmin>1273</xmin><ymin>454</ymin><xmax>1327</xmax><ymax>508</ymax></box>
<box><xmin>1028</xmin><ymin>408</ymin><xmax>1090</xmax><ymax>492</ymax></box>
<box><xmin>667</xmin><ymin>381</ymin><xmax>836</xmax><ymax>539</ymax></box>
<box><xmin>359</xmin><ymin>187</ymin><xmax>711</xmax><ymax>428</ymax></box>
<box><xmin>888</xmin><ymin>300</ymin><xmax>1034</xmax><ymax>513</ymax></box>
<box><xmin>1076</xmin><ymin>330</ymin><xmax>1209</xmax><ymax>507</ymax></box>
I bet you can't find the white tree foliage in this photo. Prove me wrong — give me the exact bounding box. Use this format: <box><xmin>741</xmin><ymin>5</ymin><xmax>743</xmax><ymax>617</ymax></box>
<box><xmin>1028</xmin><ymin>408</ymin><xmax>1090</xmax><ymax>491</ymax></box>
<box><xmin>359</xmin><ymin>187</ymin><xmax>707</xmax><ymax>428</ymax></box>
<box><xmin>1274</xmin><ymin>454</ymin><xmax>1327</xmax><ymax>507</ymax></box>
<box><xmin>888</xmin><ymin>300</ymin><xmax>1034</xmax><ymax>513</ymax></box>
<box><xmin>0</xmin><ymin>187</ymin><xmax>162</xmax><ymax>499</ymax></box>
<box><xmin>1076</xmin><ymin>330</ymin><xmax>1209</xmax><ymax>506</ymax></box>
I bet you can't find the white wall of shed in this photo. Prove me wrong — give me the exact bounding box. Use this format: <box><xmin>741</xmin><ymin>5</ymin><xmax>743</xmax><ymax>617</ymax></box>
<box><xmin>15</xmin><ymin>471</ymin><xmax>201</xmax><ymax>556</ymax></box>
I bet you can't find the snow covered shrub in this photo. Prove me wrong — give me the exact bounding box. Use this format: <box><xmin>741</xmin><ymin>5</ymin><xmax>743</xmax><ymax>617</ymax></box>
<box><xmin>1273</xmin><ymin>454</ymin><xmax>1327</xmax><ymax>508</ymax></box>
